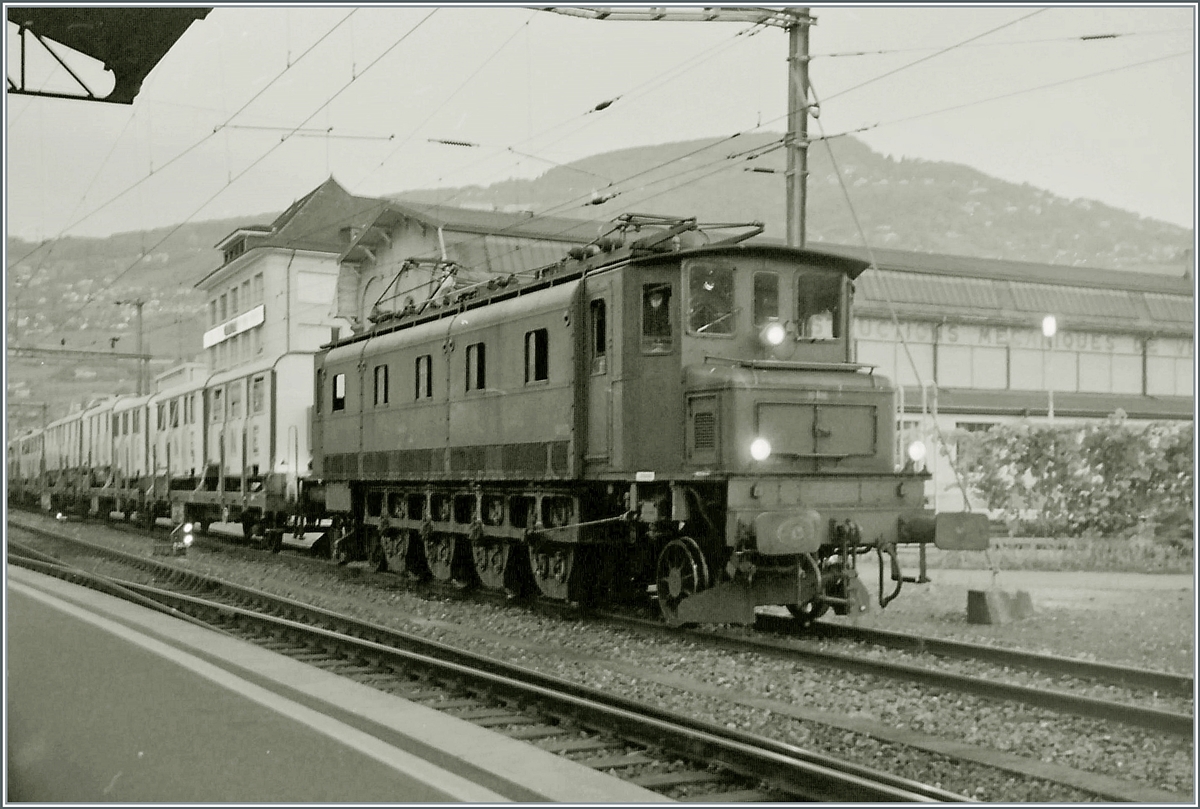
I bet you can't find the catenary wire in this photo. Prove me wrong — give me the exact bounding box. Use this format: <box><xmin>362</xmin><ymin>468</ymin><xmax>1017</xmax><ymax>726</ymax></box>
<box><xmin>49</xmin><ymin>9</ymin><xmax>439</xmax><ymax>329</ymax></box>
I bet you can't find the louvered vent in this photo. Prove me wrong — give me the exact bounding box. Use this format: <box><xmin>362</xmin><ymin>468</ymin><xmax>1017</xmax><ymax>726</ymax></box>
<box><xmin>693</xmin><ymin>412</ymin><xmax>716</xmax><ymax>450</ymax></box>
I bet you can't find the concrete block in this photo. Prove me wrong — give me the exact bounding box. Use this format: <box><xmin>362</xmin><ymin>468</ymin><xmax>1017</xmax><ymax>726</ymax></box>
<box><xmin>967</xmin><ymin>589</ymin><xmax>1035</xmax><ymax>624</ymax></box>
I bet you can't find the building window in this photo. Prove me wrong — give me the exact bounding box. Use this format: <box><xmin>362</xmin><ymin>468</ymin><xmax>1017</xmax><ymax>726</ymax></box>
<box><xmin>525</xmin><ymin>329</ymin><xmax>549</xmax><ymax>383</ymax></box>
<box><xmin>241</xmin><ymin>280</ymin><xmax>250</xmax><ymax>312</ymax></box>
<box><xmin>253</xmin><ymin>273</ymin><xmax>264</xmax><ymax>305</ymax></box>
<box><xmin>332</xmin><ymin>373</ymin><xmax>346</xmax><ymax>412</ymax></box>
<box><xmin>374</xmin><ymin>364</ymin><xmax>389</xmax><ymax>406</ymax></box>
<box><xmin>252</xmin><ymin>326</ymin><xmax>263</xmax><ymax>355</ymax></box>
<box><xmin>466</xmin><ymin>342</ymin><xmax>486</xmax><ymax>392</ymax></box>
<box><xmin>251</xmin><ymin>376</ymin><xmax>266</xmax><ymax>414</ymax></box>
<box><xmin>209</xmin><ymin>300</ymin><xmax>217</xmax><ymax>326</ymax></box>
<box><xmin>157</xmin><ymin>403</ymin><xmax>165</xmax><ymax>430</ymax></box>
<box><xmin>169</xmin><ymin>399</ymin><xmax>180</xmax><ymax>428</ymax></box>
<box><xmin>642</xmin><ymin>283</ymin><xmax>673</xmax><ymax>352</ymax></box>
<box><xmin>415</xmin><ymin>355</ymin><xmax>432</xmax><ymax>400</ymax></box>
<box><xmin>230</xmin><ymin>285</ymin><xmax>239</xmax><ymax>315</ymax></box>
<box><xmin>133</xmin><ymin>410</ymin><xmax>140</xmax><ymax>433</ymax></box>
<box><xmin>122</xmin><ymin>412</ymin><xmax>130</xmax><ymax>435</ymax></box>
<box><xmin>219</xmin><ymin>293</ymin><xmax>228</xmax><ymax>322</ymax></box>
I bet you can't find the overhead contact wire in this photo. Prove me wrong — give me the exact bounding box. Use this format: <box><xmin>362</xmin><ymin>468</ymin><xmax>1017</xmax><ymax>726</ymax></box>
<box><xmin>58</xmin><ymin>9</ymin><xmax>438</xmax><ymax>323</ymax></box>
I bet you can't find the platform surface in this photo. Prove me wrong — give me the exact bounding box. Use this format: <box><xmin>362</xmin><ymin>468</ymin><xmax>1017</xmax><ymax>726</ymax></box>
<box><xmin>7</xmin><ymin>565</ymin><xmax>668</xmax><ymax>803</ymax></box>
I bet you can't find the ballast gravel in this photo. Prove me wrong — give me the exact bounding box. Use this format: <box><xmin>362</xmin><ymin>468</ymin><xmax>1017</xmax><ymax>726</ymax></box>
<box><xmin>13</xmin><ymin>518</ymin><xmax>1195</xmax><ymax>803</ymax></box>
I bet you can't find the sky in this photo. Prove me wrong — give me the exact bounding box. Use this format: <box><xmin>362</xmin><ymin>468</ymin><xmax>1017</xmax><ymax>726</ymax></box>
<box><xmin>4</xmin><ymin>4</ymin><xmax>1196</xmax><ymax>243</ymax></box>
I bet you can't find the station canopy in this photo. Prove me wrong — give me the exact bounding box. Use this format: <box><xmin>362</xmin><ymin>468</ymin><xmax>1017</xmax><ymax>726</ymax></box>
<box><xmin>7</xmin><ymin>7</ymin><xmax>211</xmax><ymax>104</ymax></box>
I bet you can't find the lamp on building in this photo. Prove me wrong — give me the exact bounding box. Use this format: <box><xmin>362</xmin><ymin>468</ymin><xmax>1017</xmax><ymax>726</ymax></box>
<box><xmin>1042</xmin><ymin>314</ymin><xmax>1057</xmax><ymax>421</ymax></box>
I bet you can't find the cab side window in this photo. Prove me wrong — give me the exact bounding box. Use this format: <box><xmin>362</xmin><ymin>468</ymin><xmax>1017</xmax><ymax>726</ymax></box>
<box><xmin>332</xmin><ymin>373</ymin><xmax>346</xmax><ymax>412</ymax></box>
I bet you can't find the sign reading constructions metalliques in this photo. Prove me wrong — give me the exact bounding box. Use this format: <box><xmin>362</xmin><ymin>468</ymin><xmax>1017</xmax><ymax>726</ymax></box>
<box><xmin>202</xmin><ymin>304</ymin><xmax>265</xmax><ymax>348</ymax></box>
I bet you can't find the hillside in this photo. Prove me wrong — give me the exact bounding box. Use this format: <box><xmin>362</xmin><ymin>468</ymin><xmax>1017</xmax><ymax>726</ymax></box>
<box><xmin>394</xmin><ymin>134</ymin><xmax>1192</xmax><ymax>272</ymax></box>
<box><xmin>6</xmin><ymin>134</ymin><xmax>1193</xmax><ymax>429</ymax></box>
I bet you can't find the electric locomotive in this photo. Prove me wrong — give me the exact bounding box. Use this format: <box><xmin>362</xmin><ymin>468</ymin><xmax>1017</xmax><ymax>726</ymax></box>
<box><xmin>275</xmin><ymin>214</ymin><xmax>989</xmax><ymax>623</ymax></box>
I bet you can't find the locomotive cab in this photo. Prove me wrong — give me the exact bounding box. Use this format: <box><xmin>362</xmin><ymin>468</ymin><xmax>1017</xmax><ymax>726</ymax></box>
<box><xmin>614</xmin><ymin>241</ymin><xmax>989</xmax><ymax>625</ymax></box>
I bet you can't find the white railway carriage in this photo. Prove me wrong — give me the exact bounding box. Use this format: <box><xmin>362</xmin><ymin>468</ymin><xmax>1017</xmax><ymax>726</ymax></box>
<box><xmin>80</xmin><ymin>397</ymin><xmax>117</xmax><ymax>489</ymax></box>
<box><xmin>44</xmin><ymin>412</ymin><xmax>81</xmax><ymax>477</ymax></box>
<box><xmin>111</xmin><ymin>395</ymin><xmax>151</xmax><ymax>479</ymax></box>
<box><xmin>147</xmin><ymin>365</ymin><xmax>207</xmax><ymax>491</ymax></box>
<box><xmin>7</xmin><ymin>430</ymin><xmax>45</xmax><ymax>508</ymax></box>
<box><xmin>180</xmin><ymin>352</ymin><xmax>316</xmax><ymax>539</ymax></box>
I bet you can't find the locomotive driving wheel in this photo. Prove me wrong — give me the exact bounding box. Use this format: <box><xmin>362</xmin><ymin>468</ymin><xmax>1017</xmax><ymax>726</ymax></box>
<box><xmin>471</xmin><ymin>539</ymin><xmax>510</xmax><ymax>591</ymax></box>
<box><xmin>655</xmin><ymin>537</ymin><xmax>711</xmax><ymax>627</ymax></box>
<box><xmin>424</xmin><ymin>532</ymin><xmax>472</xmax><ymax>585</ymax></box>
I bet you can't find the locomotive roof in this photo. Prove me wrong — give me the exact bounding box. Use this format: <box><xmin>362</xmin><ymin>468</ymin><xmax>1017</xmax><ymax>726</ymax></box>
<box><xmin>630</xmin><ymin>241</ymin><xmax>872</xmax><ymax>278</ymax></box>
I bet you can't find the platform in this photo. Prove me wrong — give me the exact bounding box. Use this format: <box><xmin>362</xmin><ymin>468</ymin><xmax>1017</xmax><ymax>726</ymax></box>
<box><xmin>7</xmin><ymin>565</ymin><xmax>668</xmax><ymax>803</ymax></box>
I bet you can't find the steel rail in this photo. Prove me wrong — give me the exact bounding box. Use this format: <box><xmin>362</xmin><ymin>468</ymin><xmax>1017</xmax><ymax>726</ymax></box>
<box><xmin>798</xmin><ymin>619</ymin><xmax>1194</xmax><ymax>697</ymax></box>
<box><xmin>7</xmin><ymin>528</ymin><xmax>965</xmax><ymax>803</ymax></box>
<box><xmin>604</xmin><ymin>613</ymin><xmax>1194</xmax><ymax>737</ymax></box>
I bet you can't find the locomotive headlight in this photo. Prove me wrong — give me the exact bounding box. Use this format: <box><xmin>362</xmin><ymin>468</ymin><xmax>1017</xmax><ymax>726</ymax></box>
<box><xmin>759</xmin><ymin>321</ymin><xmax>787</xmax><ymax>347</ymax></box>
<box><xmin>183</xmin><ymin>532</ymin><xmax>194</xmax><ymax>546</ymax></box>
<box><xmin>750</xmin><ymin>437</ymin><xmax>772</xmax><ymax>461</ymax></box>
<box><xmin>907</xmin><ymin>440</ymin><xmax>927</xmax><ymax>464</ymax></box>
<box><xmin>183</xmin><ymin>522</ymin><xmax>194</xmax><ymax>533</ymax></box>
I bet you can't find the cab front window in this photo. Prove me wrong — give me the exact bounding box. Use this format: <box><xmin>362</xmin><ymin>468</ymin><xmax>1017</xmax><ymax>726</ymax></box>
<box><xmin>687</xmin><ymin>262</ymin><xmax>736</xmax><ymax>336</ymax></box>
<box><xmin>797</xmin><ymin>273</ymin><xmax>843</xmax><ymax>339</ymax></box>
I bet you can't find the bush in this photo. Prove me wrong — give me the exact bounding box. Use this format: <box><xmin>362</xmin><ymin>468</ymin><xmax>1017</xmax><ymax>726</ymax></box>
<box><xmin>954</xmin><ymin>413</ymin><xmax>1193</xmax><ymax>545</ymax></box>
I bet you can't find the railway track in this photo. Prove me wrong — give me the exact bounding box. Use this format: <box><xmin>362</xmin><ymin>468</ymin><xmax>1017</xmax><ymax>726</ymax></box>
<box><xmin>600</xmin><ymin>611</ymin><xmax>1193</xmax><ymax>736</ymax></box>
<box><xmin>798</xmin><ymin>619</ymin><xmax>1194</xmax><ymax>697</ymax></box>
<box><xmin>7</xmin><ymin>524</ymin><xmax>967</xmax><ymax>803</ymax></box>
<box><xmin>12</xmin><ymin>510</ymin><xmax>1192</xmax><ymax>736</ymax></box>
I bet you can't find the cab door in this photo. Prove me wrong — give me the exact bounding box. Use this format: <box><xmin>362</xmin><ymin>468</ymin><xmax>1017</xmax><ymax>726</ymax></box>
<box><xmin>623</xmin><ymin>268</ymin><xmax>683</xmax><ymax>472</ymax></box>
<box><xmin>585</xmin><ymin>287</ymin><xmax>612</xmax><ymax>463</ymax></box>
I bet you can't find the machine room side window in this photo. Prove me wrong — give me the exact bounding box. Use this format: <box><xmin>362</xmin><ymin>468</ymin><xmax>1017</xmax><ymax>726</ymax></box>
<box><xmin>525</xmin><ymin>329</ymin><xmax>549</xmax><ymax>384</ymax></box>
<box><xmin>170</xmin><ymin>399</ymin><xmax>180</xmax><ymax>427</ymax></box>
<box><xmin>415</xmin><ymin>355</ymin><xmax>433</xmax><ymax>400</ymax></box>
<box><xmin>466</xmin><ymin>343</ymin><xmax>486</xmax><ymax>392</ymax></box>
<box><xmin>796</xmin><ymin>273</ymin><xmax>844</xmax><ymax>340</ymax></box>
<box><xmin>753</xmin><ymin>272</ymin><xmax>779</xmax><ymax>326</ymax></box>
<box><xmin>687</xmin><ymin>262</ymin><xmax>736</xmax><ymax>336</ymax></box>
<box><xmin>641</xmin><ymin>283</ymin><xmax>673</xmax><ymax>353</ymax></box>
<box><xmin>590</xmin><ymin>298</ymin><xmax>607</xmax><ymax>374</ymax></box>
<box><xmin>332</xmin><ymin>373</ymin><xmax>346</xmax><ymax>412</ymax></box>
<box><xmin>373</xmin><ymin>364</ymin><xmax>389</xmax><ymax>406</ymax></box>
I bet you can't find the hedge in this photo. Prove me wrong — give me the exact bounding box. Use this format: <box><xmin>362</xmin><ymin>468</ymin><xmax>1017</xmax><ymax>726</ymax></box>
<box><xmin>953</xmin><ymin>413</ymin><xmax>1193</xmax><ymax>546</ymax></box>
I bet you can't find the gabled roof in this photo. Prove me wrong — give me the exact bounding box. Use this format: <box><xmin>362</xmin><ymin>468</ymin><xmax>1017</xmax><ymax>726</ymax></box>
<box><xmin>340</xmin><ymin>200</ymin><xmax>601</xmax><ymax>264</ymax></box>
<box><xmin>200</xmin><ymin>177</ymin><xmax>385</xmax><ymax>287</ymax></box>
